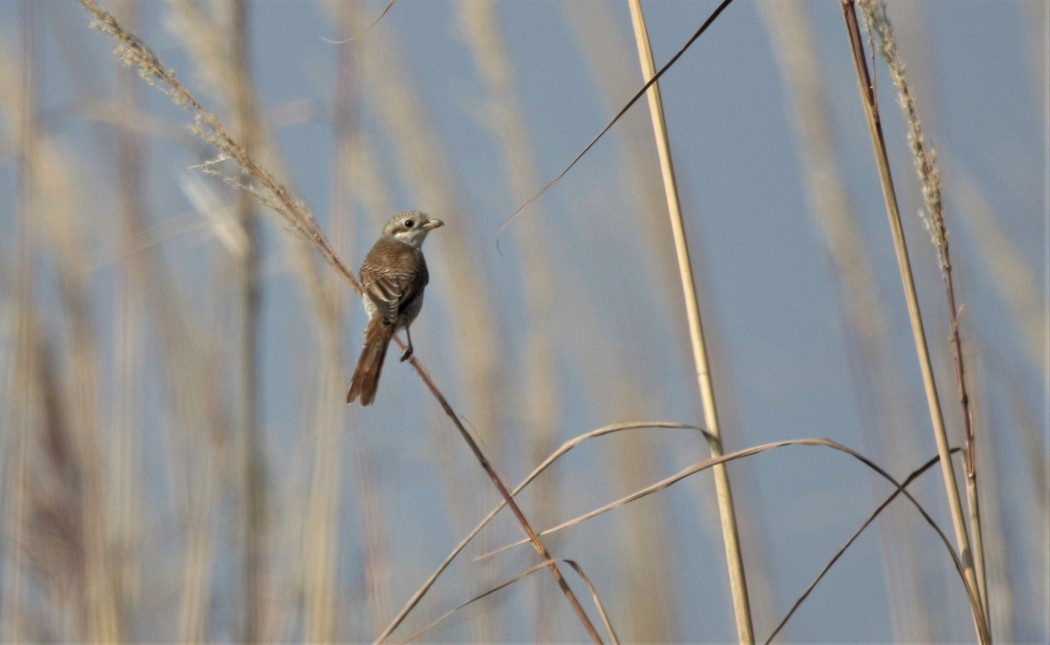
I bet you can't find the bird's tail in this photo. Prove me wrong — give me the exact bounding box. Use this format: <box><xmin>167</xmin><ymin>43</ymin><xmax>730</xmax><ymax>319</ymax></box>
<box><xmin>346</xmin><ymin>319</ymin><xmax>394</xmax><ymax>406</ymax></box>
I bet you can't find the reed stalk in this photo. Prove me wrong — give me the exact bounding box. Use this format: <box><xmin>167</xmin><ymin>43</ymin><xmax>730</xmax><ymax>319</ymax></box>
<box><xmin>853</xmin><ymin>2</ymin><xmax>989</xmax><ymax>622</ymax></box>
<box><xmin>839</xmin><ymin>1</ymin><xmax>988</xmax><ymax>641</ymax></box>
<box><xmin>627</xmin><ymin>1</ymin><xmax>752</xmax><ymax>642</ymax></box>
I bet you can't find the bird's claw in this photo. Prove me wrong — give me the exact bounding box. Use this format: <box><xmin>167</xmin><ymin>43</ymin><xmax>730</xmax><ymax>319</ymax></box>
<box><xmin>400</xmin><ymin>345</ymin><xmax>414</xmax><ymax>362</ymax></box>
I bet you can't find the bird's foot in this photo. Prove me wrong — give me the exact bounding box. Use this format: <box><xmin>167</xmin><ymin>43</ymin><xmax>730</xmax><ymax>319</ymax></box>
<box><xmin>400</xmin><ymin>345</ymin><xmax>414</xmax><ymax>362</ymax></box>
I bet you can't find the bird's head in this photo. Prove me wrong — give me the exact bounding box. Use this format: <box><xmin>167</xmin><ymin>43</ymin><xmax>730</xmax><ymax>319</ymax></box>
<box><xmin>383</xmin><ymin>210</ymin><xmax>444</xmax><ymax>248</ymax></box>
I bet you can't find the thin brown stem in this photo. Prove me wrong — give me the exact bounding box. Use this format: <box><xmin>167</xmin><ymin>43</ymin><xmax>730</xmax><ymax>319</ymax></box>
<box><xmin>397</xmin><ymin>357</ymin><xmax>603</xmax><ymax>644</ymax></box>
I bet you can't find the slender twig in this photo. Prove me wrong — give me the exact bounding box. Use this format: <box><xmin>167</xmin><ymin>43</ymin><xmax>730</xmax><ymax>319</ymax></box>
<box><xmin>627</xmin><ymin>1</ymin><xmax>752</xmax><ymax>642</ymax></box>
<box><xmin>839</xmin><ymin>2</ymin><xmax>988</xmax><ymax>642</ymax></box>
<box><xmin>76</xmin><ymin>1</ymin><xmax>600</xmax><ymax>641</ymax></box>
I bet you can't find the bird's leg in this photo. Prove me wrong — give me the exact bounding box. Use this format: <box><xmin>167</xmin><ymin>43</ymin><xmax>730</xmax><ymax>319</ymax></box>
<box><xmin>400</xmin><ymin>326</ymin><xmax>414</xmax><ymax>362</ymax></box>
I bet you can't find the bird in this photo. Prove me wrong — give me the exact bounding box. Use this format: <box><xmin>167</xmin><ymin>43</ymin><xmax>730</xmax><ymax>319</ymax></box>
<box><xmin>346</xmin><ymin>210</ymin><xmax>444</xmax><ymax>406</ymax></box>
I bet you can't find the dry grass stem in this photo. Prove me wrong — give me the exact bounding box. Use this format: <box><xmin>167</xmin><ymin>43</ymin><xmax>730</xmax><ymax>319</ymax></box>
<box><xmin>627</xmin><ymin>1</ymin><xmax>753</xmax><ymax>641</ymax></box>
<box><xmin>840</xmin><ymin>1</ymin><xmax>987</xmax><ymax>641</ymax></box>
<box><xmin>110</xmin><ymin>0</ymin><xmax>147</xmax><ymax>621</ymax></box>
<box><xmin>322</xmin><ymin>1</ymin><xmax>394</xmax><ymax>632</ymax></box>
<box><xmin>454</xmin><ymin>5</ymin><xmax>568</xmax><ymax>637</ymax></box>
<box><xmin>217</xmin><ymin>2</ymin><xmax>267</xmax><ymax>638</ymax></box>
<box><xmin>3</xmin><ymin>7</ymin><xmax>37</xmax><ymax>639</ymax></box>
<box><xmin>855</xmin><ymin>0</ymin><xmax>988</xmax><ymax>619</ymax></box>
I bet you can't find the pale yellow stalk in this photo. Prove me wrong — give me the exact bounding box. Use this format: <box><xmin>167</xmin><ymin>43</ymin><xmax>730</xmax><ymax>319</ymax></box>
<box><xmin>627</xmin><ymin>1</ymin><xmax>753</xmax><ymax>642</ymax></box>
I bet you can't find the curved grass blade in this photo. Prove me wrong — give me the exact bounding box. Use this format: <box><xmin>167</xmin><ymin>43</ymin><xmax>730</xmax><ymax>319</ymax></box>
<box><xmin>475</xmin><ymin>437</ymin><xmax>985</xmax><ymax>628</ymax></box>
<box><xmin>496</xmin><ymin>0</ymin><xmax>736</xmax><ymax>249</ymax></box>
<box><xmin>398</xmin><ymin>558</ymin><xmax>619</xmax><ymax>645</ymax></box>
<box><xmin>320</xmin><ymin>0</ymin><xmax>397</xmax><ymax>44</ymax></box>
<box><xmin>377</xmin><ymin>422</ymin><xmax>707</xmax><ymax>642</ymax></box>
<box><xmin>763</xmin><ymin>449</ymin><xmax>958</xmax><ymax>644</ymax></box>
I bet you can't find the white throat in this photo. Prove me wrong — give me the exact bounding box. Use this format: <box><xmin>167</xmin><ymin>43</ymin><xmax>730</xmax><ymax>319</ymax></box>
<box><xmin>392</xmin><ymin>229</ymin><xmax>430</xmax><ymax>249</ymax></box>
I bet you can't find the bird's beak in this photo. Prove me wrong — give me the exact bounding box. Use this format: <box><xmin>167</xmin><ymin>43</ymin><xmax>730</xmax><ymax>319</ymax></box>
<box><xmin>422</xmin><ymin>218</ymin><xmax>444</xmax><ymax>230</ymax></box>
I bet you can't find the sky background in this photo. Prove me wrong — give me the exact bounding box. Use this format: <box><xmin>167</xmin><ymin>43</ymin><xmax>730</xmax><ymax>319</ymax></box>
<box><xmin>1</xmin><ymin>0</ymin><xmax>1047</xmax><ymax>643</ymax></box>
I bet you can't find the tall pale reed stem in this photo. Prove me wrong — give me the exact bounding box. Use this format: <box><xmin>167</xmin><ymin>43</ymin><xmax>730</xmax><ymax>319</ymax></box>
<box><xmin>853</xmin><ymin>0</ymin><xmax>988</xmax><ymax>622</ymax></box>
<box><xmin>839</xmin><ymin>2</ymin><xmax>988</xmax><ymax>642</ymax></box>
<box><xmin>627</xmin><ymin>2</ymin><xmax>753</xmax><ymax>642</ymax></box>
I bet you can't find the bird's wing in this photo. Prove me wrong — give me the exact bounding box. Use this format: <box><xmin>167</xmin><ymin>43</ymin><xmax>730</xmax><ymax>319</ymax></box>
<box><xmin>359</xmin><ymin>244</ymin><xmax>427</xmax><ymax>324</ymax></box>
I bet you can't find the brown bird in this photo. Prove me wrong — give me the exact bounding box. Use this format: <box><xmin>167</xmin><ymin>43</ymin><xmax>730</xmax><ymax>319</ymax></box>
<box><xmin>346</xmin><ymin>210</ymin><xmax>444</xmax><ymax>406</ymax></box>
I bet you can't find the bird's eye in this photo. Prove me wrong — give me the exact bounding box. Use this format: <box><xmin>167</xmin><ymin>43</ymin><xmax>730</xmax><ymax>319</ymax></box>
<box><xmin>404</xmin><ymin>219</ymin><xmax>415</xmax><ymax>228</ymax></box>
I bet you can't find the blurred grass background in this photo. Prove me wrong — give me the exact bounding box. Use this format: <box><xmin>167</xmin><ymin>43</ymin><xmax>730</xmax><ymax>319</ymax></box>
<box><xmin>1</xmin><ymin>0</ymin><xmax>1046</xmax><ymax>642</ymax></box>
